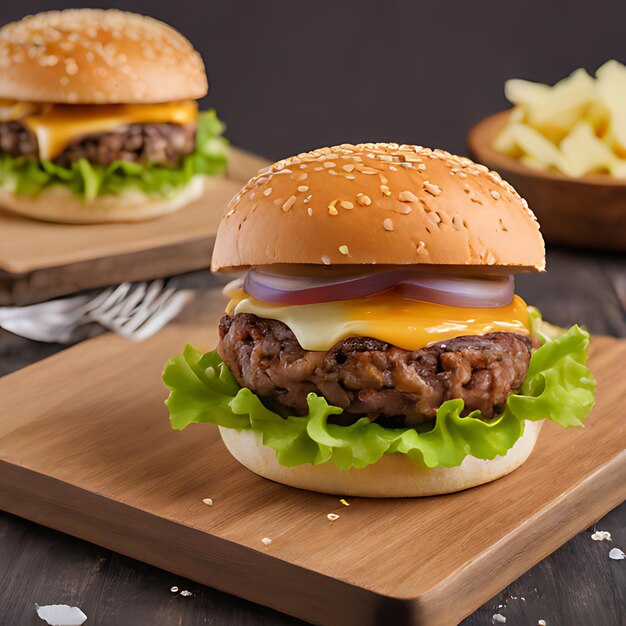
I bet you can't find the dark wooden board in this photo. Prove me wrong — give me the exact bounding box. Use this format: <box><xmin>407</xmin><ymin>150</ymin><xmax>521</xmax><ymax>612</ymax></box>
<box><xmin>0</xmin><ymin>147</ymin><xmax>270</xmax><ymax>305</ymax></box>
<box><xmin>0</xmin><ymin>287</ymin><xmax>624</xmax><ymax>626</ymax></box>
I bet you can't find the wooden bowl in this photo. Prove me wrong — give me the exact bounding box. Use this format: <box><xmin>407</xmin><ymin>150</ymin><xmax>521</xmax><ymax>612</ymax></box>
<box><xmin>468</xmin><ymin>111</ymin><xmax>626</xmax><ymax>251</ymax></box>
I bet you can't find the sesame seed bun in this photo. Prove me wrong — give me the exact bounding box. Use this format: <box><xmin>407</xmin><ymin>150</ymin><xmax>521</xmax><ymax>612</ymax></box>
<box><xmin>218</xmin><ymin>420</ymin><xmax>543</xmax><ymax>497</ymax></box>
<box><xmin>0</xmin><ymin>9</ymin><xmax>207</xmax><ymax>104</ymax></box>
<box><xmin>0</xmin><ymin>174</ymin><xmax>205</xmax><ymax>224</ymax></box>
<box><xmin>211</xmin><ymin>143</ymin><xmax>545</xmax><ymax>273</ymax></box>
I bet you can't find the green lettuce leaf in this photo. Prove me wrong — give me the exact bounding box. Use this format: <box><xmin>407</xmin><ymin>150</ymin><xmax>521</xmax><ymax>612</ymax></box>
<box><xmin>162</xmin><ymin>317</ymin><xmax>596</xmax><ymax>470</ymax></box>
<box><xmin>0</xmin><ymin>109</ymin><xmax>227</xmax><ymax>201</ymax></box>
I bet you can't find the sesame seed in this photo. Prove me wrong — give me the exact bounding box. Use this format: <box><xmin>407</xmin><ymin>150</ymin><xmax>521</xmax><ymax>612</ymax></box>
<box><xmin>345</xmin><ymin>174</ymin><xmax>356</xmax><ymax>180</ymax></box>
<box><xmin>273</xmin><ymin>198</ymin><xmax>283</xmax><ymax>206</ymax></box>
<box><xmin>282</xmin><ymin>196</ymin><xmax>297</xmax><ymax>211</ymax></box>
<box><xmin>422</xmin><ymin>181</ymin><xmax>442</xmax><ymax>196</ymax></box>
<box><xmin>328</xmin><ymin>200</ymin><xmax>339</xmax><ymax>215</ymax></box>
<box><xmin>299</xmin><ymin>164</ymin><xmax>308</xmax><ymax>169</ymax></box>
<box><xmin>321</xmin><ymin>255</ymin><xmax>331</xmax><ymax>265</ymax></box>
<box><xmin>395</xmin><ymin>204</ymin><xmax>413</xmax><ymax>214</ymax></box>
<box><xmin>170</xmin><ymin>586</ymin><xmax>179</xmax><ymax>593</ymax></box>
<box><xmin>263</xmin><ymin>187</ymin><xmax>273</xmax><ymax>196</ymax></box>
<box><xmin>327</xmin><ymin>513</ymin><xmax>340</xmax><ymax>521</ymax></box>
<box><xmin>389</xmin><ymin>166</ymin><xmax>398</xmax><ymax>171</ymax></box>
<box><xmin>261</xmin><ymin>537</ymin><xmax>272</xmax><ymax>546</ymax></box>
<box><xmin>342</xmin><ymin>164</ymin><xmax>355</xmax><ymax>172</ymax></box>
<box><xmin>307</xmin><ymin>207</ymin><xmax>313</xmax><ymax>216</ymax></box>
<box><xmin>297</xmin><ymin>185</ymin><xmax>309</xmax><ymax>193</ymax></box>
<box><xmin>521</xmin><ymin>198</ymin><xmax>529</xmax><ymax>209</ymax></box>
<box><xmin>383</xmin><ymin>218</ymin><xmax>394</xmax><ymax>231</ymax></box>
<box><xmin>339</xmin><ymin>245</ymin><xmax>349</xmax><ymax>255</ymax></box>
<box><xmin>314</xmin><ymin>167</ymin><xmax>323</xmax><ymax>171</ymax></box>
<box><xmin>356</xmin><ymin>193</ymin><xmax>372</xmax><ymax>206</ymax></box>
<box><xmin>295</xmin><ymin>172</ymin><xmax>308</xmax><ymax>181</ymax></box>
<box><xmin>303</xmin><ymin>194</ymin><xmax>312</xmax><ymax>203</ymax></box>
<box><xmin>356</xmin><ymin>166</ymin><xmax>378</xmax><ymax>175</ymax></box>
<box><xmin>323</xmin><ymin>161</ymin><xmax>336</xmax><ymax>168</ymax></box>
<box><xmin>416</xmin><ymin>241</ymin><xmax>427</xmax><ymax>254</ymax></box>
<box><xmin>340</xmin><ymin>201</ymin><xmax>354</xmax><ymax>209</ymax></box>
<box><xmin>65</xmin><ymin>60</ymin><xmax>78</xmax><ymax>75</ymax></box>
<box><xmin>398</xmin><ymin>190</ymin><xmax>419</xmax><ymax>203</ymax></box>
<box><xmin>490</xmin><ymin>190</ymin><xmax>501</xmax><ymax>200</ymax></box>
<box><xmin>39</xmin><ymin>54</ymin><xmax>59</xmax><ymax>67</ymax></box>
<box><xmin>202</xmin><ymin>498</ymin><xmax>213</xmax><ymax>506</ymax></box>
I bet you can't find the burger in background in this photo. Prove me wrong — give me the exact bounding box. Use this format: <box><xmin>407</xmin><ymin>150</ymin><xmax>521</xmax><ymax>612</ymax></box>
<box><xmin>0</xmin><ymin>9</ymin><xmax>227</xmax><ymax>223</ymax></box>
<box><xmin>163</xmin><ymin>143</ymin><xmax>596</xmax><ymax>498</ymax></box>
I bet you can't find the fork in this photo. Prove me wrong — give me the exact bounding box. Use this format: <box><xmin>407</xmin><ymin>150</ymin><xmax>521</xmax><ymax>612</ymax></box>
<box><xmin>0</xmin><ymin>280</ymin><xmax>193</xmax><ymax>343</ymax></box>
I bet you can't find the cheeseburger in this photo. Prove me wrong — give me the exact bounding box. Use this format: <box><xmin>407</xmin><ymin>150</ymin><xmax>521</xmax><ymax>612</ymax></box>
<box><xmin>164</xmin><ymin>143</ymin><xmax>596</xmax><ymax>497</ymax></box>
<box><xmin>0</xmin><ymin>9</ymin><xmax>226</xmax><ymax>223</ymax></box>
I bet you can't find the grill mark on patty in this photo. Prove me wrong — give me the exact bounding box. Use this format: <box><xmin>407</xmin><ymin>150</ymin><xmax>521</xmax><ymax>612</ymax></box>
<box><xmin>0</xmin><ymin>121</ymin><xmax>196</xmax><ymax>167</ymax></box>
<box><xmin>217</xmin><ymin>313</ymin><xmax>532</xmax><ymax>426</ymax></box>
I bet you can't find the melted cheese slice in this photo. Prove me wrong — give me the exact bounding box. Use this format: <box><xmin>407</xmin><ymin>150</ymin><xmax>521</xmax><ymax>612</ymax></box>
<box><xmin>11</xmin><ymin>100</ymin><xmax>197</xmax><ymax>160</ymax></box>
<box><xmin>227</xmin><ymin>290</ymin><xmax>530</xmax><ymax>351</ymax></box>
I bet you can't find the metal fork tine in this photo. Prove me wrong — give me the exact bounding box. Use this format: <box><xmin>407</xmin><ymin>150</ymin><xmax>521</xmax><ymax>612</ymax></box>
<box><xmin>116</xmin><ymin>282</ymin><xmax>149</xmax><ymax>319</ymax></box>
<box><xmin>122</xmin><ymin>290</ymin><xmax>193</xmax><ymax>341</ymax></box>
<box><xmin>115</xmin><ymin>285</ymin><xmax>175</xmax><ymax>334</ymax></box>
<box><xmin>88</xmin><ymin>283</ymin><xmax>132</xmax><ymax>318</ymax></box>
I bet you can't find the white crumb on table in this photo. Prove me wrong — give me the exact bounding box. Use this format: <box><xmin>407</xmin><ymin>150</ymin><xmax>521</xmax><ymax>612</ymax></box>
<box><xmin>538</xmin><ymin>620</ymin><xmax>547</xmax><ymax>625</ymax></box>
<box><xmin>327</xmin><ymin>513</ymin><xmax>340</xmax><ymax>521</ymax></box>
<box><xmin>170</xmin><ymin>586</ymin><xmax>179</xmax><ymax>593</ymax></box>
<box><xmin>179</xmin><ymin>590</ymin><xmax>193</xmax><ymax>597</ymax></box>
<box><xmin>609</xmin><ymin>547</ymin><xmax>625</xmax><ymax>560</ymax></box>
<box><xmin>35</xmin><ymin>604</ymin><xmax>87</xmax><ymax>626</ymax></box>
<box><xmin>202</xmin><ymin>498</ymin><xmax>213</xmax><ymax>506</ymax></box>
<box><xmin>492</xmin><ymin>613</ymin><xmax>506</xmax><ymax>623</ymax></box>
<box><xmin>261</xmin><ymin>537</ymin><xmax>272</xmax><ymax>546</ymax></box>
<box><xmin>591</xmin><ymin>530</ymin><xmax>612</xmax><ymax>541</ymax></box>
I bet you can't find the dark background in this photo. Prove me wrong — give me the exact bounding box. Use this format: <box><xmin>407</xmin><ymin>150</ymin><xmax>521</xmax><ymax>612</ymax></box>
<box><xmin>1</xmin><ymin>0</ymin><xmax>625</xmax><ymax>160</ymax></box>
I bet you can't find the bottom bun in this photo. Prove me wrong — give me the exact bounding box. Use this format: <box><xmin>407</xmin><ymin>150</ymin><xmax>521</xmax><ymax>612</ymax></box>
<box><xmin>219</xmin><ymin>420</ymin><xmax>543</xmax><ymax>497</ymax></box>
<box><xmin>0</xmin><ymin>175</ymin><xmax>205</xmax><ymax>224</ymax></box>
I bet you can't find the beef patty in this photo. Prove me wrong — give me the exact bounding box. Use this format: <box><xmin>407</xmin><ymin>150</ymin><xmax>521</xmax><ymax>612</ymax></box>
<box><xmin>218</xmin><ymin>313</ymin><xmax>532</xmax><ymax>426</ymax></box>
<box><xmin>0</xmin><ymin>121</ymin><xmax>196</xmax><ymax>167</ymax></box>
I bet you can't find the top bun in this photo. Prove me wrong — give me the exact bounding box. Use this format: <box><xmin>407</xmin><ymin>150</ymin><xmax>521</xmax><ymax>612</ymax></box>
<box><xmin>0</xmin><ymin>9</ymin><xmax>207</xmax><ymax>104</ymax></box>
<box><xmin>211</xmin><ymin>143</ymin><xmax>545</xmax><ymax>272</ymax></box>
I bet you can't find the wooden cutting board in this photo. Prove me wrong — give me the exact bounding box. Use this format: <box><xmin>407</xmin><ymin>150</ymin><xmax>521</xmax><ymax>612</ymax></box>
<box><xmin>0</xmin><ymin>291</ymin><xmax>624</xmax><ymax>626</ymax></box>
<box><xmin>0</xmin><ymin>147</ymin><xmax>270</xmax><ymax>305</ymax></box>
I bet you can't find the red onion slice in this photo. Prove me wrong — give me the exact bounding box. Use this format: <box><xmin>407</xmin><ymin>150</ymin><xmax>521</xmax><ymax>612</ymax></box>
<box><xmin>244</xmin><ymin>268</ymin><xmax>405</xmax><ymax>305</ymax></box>
<box><xmin>243</xmin><ymin>268</ymin><xmax>514</xmax><ymax>308</ymax></box>
<box><xmin>396</xmin><ymin>274</ymin><xmax>514</xmax><ymax>308</ymax></box>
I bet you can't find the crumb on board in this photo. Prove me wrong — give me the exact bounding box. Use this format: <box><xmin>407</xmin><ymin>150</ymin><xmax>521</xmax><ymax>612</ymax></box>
<box><xmin>261</xmin><ymin>537</ymin><xmax>272</xmax><ymax>546</ymax></box>
<box><xmin>538</xmin><ymin>620</ymin><xmax>547</xmax><ymax>626</ymax></box>
<box><xmin>35</xmin><ymin>604</ymin><xmax>87</xmax><ymax>626</ymax></box>
<box><xmin>179</xmin><ymin>590</ymin><xmax>193</xmax><ymax>597</ymax></box>
<box><xmin>492</xmin><ymin>614</ymin><xmax>506</xmax><ymax>624</ymax></box>
<box><xmin>591</xmin><ymin>530</ymin><xmax>612</xmax><ymax>541</ymax></box>
<box><xmin>609</xmin><ymin>547</ymin><xmax>625</xmax><ymax>560</ymax></box>
<box><xmin>202</xmin><ymin>498</ymin><xmax>213</xmax><ymax>506</ymax></box>
<box><xmin>340</xmin><ymin>499</ymin><xmax>349</xmax><ymax>507</ymax></box>
<box><xmin>170</xmin><ymin>586</ymin><xmax>179</xmax><ymax>593</ymax></box>
<box><xmin>327</xmin><ymin>513</ymin><xmax>340</xmax><ymax>521</ymax></box>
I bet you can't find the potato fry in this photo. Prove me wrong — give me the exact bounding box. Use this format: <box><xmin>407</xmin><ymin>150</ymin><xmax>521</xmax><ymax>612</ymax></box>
<box><xmin>560</xmin><ymin>122</ymin><xmax>616</xmax><ymax>177</ymax></box>
<box><xmin>596</xmin><ymin>60</ymin><xmax>626</xmax><ymax>152</ymax></box>
<box><xmin>495</xmin><ymin>61</ymin><xmax>626</xmax><ymax>178</ymax></box>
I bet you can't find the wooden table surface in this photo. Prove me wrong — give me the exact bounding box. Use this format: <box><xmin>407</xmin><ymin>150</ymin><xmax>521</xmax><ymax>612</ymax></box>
<box><xmin>1</xmin><ymin>246</ymin><xmax>624</xmax><ymax>626</ymax></box>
